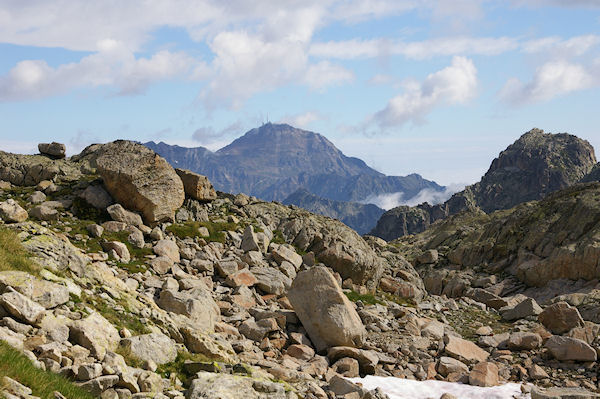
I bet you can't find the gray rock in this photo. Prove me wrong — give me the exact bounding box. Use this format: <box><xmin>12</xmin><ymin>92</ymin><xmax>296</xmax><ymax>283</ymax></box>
<box><xmin>0</xmin><ymin>199</ymin><xmax>28</xmax><ymax>223</ymax></box>
<box><xmin>29</xmin><ymin>205</ymin><xmax>59</xmax><ymax>221</ymax></box>
<box><xmin>0</xmin><ymin>290</ymin><xmax>45</xmax><ymax>324</ymax></box>
<box><xmin>78</xmin><ymin>375</ymin><xmax>119</xmax><ymax>396</ymax></box>
<box><xmin>251</xmin><ymin>267</ymin><xmax>291</xmax><ymax>295</ymax></box>
<box><xmin>240</xmin><ymin>225</ymin><xmax>260</xmax><ymax>253</ymax></box>
<box><xmin>156</xmin><ymin>288</ymin><xmax>218</xmax><ymax>331</ymax></box>
<box><xmin>38</xmin><ymin>142</ymin><xmax>66</xmax><ymax>159</ymax></box>
<box><xmin>102</xmin><ymin>241</ymin><xmax>130</xmax><ymax>263</ymax></box>
<box><xmin>79</xmin><ymin>184</ymin><xmax>114</xmax><ymax>209</ymax></box>
<box><xmin>545</xmin><ymin>335</ymin><xmax>597</xmax><ymax>362</ymax></box>
<box><xmin>271</xmin><ymin>245</ymin><xmax>302</xmax><ymax>269</ymax></box>
<box><xmin>507</xmin><ymin>332</ymin><xmax>542</xmax><ymax>351</ymax></box>
<box><xmin>288</xmin><ymin>266</ymin><xmax>366</xmax><ymax>352</ymax></box>
<box><xmin>69</xmin><ymin>312</ymin><xmax>120</xmax><ymax>360</ymax></box>
<box><xmin>153</xmin><ymin>240</ymin><xmax>180</xmax><ymax>263</ymax></box>
<box><xmin>120</xmin><ymin>333</ymin><xmax>177</xmax><ymax>365</ymax></box>
<box><xmin>87</xmin><ymin>224</ymin><xmax>104</xmax><ymax>238</ymax></box>
<box><xmin>531</xmin><ymin>386</ymin><xmax>599</xmax><ymax>399</ymax></box>
<box><xmin>186</xmin><ymin>372</ymin><xmax>288</xmax><ymax>399</ymax></box>
<box><xmin>437</xmin><ymin>356</ymin><xmax>468</xmax><ymax>377</ymax></box>
<box><xmin>28</xmin><ymin>191</ymin><xmax>46</xmax><ymax>204</ymax></box>
<box><xmin>76</xmin><ymin>363</ymin><xmax>103</xmax><ymax>381</ymax></box>
<box><xmin>175</xmin><ymin>169</ymin><xmax>217</xmax><ymax>202</ymax></box>
<box><xmin>107</xmin><ymin>204</ymin><xmax>143</xmax><ymax>227</ymax></box>
<box><xmin>501</xmin><ymin>298</ymin><xmax>542</xmax><ymax>321</ymax></box>
<box><xmin>443</xmin><ymin>334</ymin><xmax>489</xmax><ymax>364</ymax></box>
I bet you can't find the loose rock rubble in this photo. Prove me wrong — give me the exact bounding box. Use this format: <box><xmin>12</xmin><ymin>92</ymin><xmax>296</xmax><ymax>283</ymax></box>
<box><xmin>0</xmin><ymin>140</ymin><xmax>598</xmax><ymax>399</ymax></box>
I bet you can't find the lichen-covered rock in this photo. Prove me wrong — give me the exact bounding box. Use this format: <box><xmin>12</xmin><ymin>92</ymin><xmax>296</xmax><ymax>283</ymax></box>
<box><xmin>288</xmin><ymin>266</ymin><xmax>366</xmax><ymax>352</ymax></box>
<box><xmin>186</xmin><ymin>372</ymin><xmax>290</xmax><ymax>399</ymax></box>
<box><xmin>0</xmin><ymin>290</ymin><xmax>45</xmax><ymax>324</ymax></box>
<box><xmin>120</xmin><ymin>333</ymin><xmax>177</xmax><ymax>365</ymax></box>
<box><xmin>38</xmin><ymin>142</ymin><xmax>66</xmax><ymax>159</ymax></box>
<box><xmin>156</xmin><ymin>288</ymin><xmax>219</xmax><ymax>331</ymax></box>
<box><xmin>80</xmin><ymin>140</ymin><xmax>184</xmax><ymax>224</ymax></box>
<box><xmin>69</xmin><ymin>312</ymin><xmax>120</xmax><ymax>360</ymax></box>
<box><xmin>0</xmin><ymin>199</ymin><xmax>28</xmax><ymax>223</ymax></box>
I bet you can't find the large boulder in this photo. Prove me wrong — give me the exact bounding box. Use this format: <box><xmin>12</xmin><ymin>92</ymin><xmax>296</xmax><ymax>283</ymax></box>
<box><xmin>0</xmin><ymin>200</ymin><xmax>28</xmax><ymax>223</ymax></box>
<box><xmin>120</xmin><ymin>333</ymin><xmax>177</xmax><ymax>365</ymax></box>
<box><xmin>288</xmin><ymin>266</ymin><xmax>366</xmax><ymax>352</ymax></box>
<box><xmin>444</xmin><ymin>334</ymin><xmax>489</xmax><ymax>364</ymax></box>
<box><xmin>186</xmin><ymin>372</ymin><xmax>288</xmax><ymax>399</ymax></box>
<box><xmin>156</xmin><ymin>288</ymin><xmax>219</xmax><ymax>332</ymax></box>
<box><xmin>538</xmin><ymin>302</ymin><xmax>585</xmax><ymax>334</ymax></box>
<box><xmin>84</xmin><ymin>141</ymin><xmax>184</xmax><ymax>224</ymax></box>
<box><xmin>545</xmin><ymin>335</ymin><xmax>597</xmax><ymax>362</ymax></box>
<box><xmin>69</xmin><ymin>312</ymin><xmax>120</xmax><ymax>360</ymax></box>
<box><xmin>175</xmin><ymin>168</ymin><xmax>217</xmax><ymax>202</ymax></box>
<box><xmin>38</xmin><ymin>142</ymin><xmax>66</xmax><ymax>159</ymax></box>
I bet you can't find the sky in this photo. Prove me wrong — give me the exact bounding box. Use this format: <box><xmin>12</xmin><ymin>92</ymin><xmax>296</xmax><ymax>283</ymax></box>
<box><xmin>0</xmin><ymin>0</ymin><xmax>599</xmax><ymax>186</ymax></box>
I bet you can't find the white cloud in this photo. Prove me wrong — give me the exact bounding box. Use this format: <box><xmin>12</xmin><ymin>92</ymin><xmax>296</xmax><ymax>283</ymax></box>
<box><xmin>310</xmin><ymin>36</ymin><xmax>517</xmax><ymax>60</ymax></box>
<box><xmin>304</xmin><ymin>61</ymin><xmax>354</xmax><ymax>90</ymax></box>
<box><xmin>512</xmin><ymin>0</ymin><xmax>600</xmax><ymax>8</ymax></box>
<box><xmin>500</xmin><ymin>60</ymin><xmax>595</xmax><ymax>104</ymax></box>
<box><xmin>361</xmin><ymin>184</ymin><xmax>464</xmax><ymax>210</ymax></box>
<box><xmin>192</xmin><ymin>120</ymin><xmax>243</xmax><ymax>145</ymax></box>
<box><xmin>522</xmin><ymin>35</ymin><xmax>600</xmax><ymax>57</ymax></box>
<box><xmin>368</xmin><ymin>56</ymin><xmax>478</xmax><ymax>129</ymax></box>
<box><xmin>0</xmin><ymin>41</ymin><xmax>205</xmax><ymax>101</ymax></box>
<box><xmin>279</xmin><ymin>111</ymin><xmax>323</xmax><ymax>128</ymax></box>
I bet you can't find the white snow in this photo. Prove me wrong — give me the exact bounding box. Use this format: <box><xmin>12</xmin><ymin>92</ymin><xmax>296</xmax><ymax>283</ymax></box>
<box><xmin>348</xmin><ymin>376</ymin><xmax>531</xmax><ymax>399</ymax></box>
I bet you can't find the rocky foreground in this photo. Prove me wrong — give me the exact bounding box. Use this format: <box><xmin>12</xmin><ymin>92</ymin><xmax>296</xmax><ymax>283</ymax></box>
<box><xmin>0</xmin><ymin>141</ymin><xmax>598</xmax><ymax>399</ymax></box>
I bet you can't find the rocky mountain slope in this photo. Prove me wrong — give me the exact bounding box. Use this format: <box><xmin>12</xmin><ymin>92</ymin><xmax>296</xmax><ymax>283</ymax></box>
<box><xmin>282</xmin><ymin>189</ymin><xmax>385</xmax><ymax>235</ymax></box>
<box><xmin>145</xmin><ymin>123</ymin><xmax>444</xmax><ymax>234</ymax></box>
<box><xmin>0</xmin><ymin>140</ymin><xmax>599</xmax><ymax>399</ymax></box>
<box><xmin>370</xmin><ymin>128</ymin><xmax>597</xmax><ymax>241</ymax></box>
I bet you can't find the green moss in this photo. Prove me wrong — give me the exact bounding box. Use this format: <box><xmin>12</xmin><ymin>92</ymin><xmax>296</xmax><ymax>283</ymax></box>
<box><xmin>0</xmin><ymin>227</ymin><xmax>40</xmax><ymax>275</ymax></box>
<box><xmin>344</xmin><ymin>290</ymin><xmax>384</xmax><ymax>305</ymax></box>
<box><xmin>271</xmin><ymin>230</ymin><xmax>286</xmax><ymax>244</ymax></box>
<box><xmin>0</xmin><ymin>341</ymin><xmax>94</xmax><ymax>399</ymax></box>
<box><xmin>74</xmin><ymin>293</ymin><xmax>150</xmax><ymax>336</ymax></box>
<box><xmin>443</xmin><ymin>305</ymin><xmax>511</xmax><ymax>341</ymax></box>
<box><xmin>155</xmin><ymin>351</ymin><xmax>214</xmax><ymax>380</ymax></box>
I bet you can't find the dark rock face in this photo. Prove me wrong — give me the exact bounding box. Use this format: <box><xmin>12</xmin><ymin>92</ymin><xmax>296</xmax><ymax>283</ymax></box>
<box><xmin>371</xmin><ymin>129</ymin><xmax>596</xmax><ymax>241</ymax></box>
<box><xmin>145</xmin><ymin>123</ymin><xmax>443</xmax><ymax>203</ymax></box>
<box><xmin>282</xmin><ymin>189</ymin><xmax>384</xmax><ymax>235</ymax></box>
<box><xmin>397</xmin><ymin>182</ymin><xmax>600</xmax><ymax>288</ymax></box>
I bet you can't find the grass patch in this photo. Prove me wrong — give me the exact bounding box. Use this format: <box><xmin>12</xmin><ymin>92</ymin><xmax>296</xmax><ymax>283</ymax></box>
<box><xmin>443</xmin><ymin>305</ymin><xmax>512</xmax><ymax>341</ymax></box>
<box><xmin>156</xmin><ymin>351</ymin><xmax>214</xmax><ymax>380</ymax></box>
<box><xmin>166</xmin><ymin>221</ymin><xmax>238</xmax><ymax>243</ymax></box>
<box><xmin>344</xmin><ymin>290</ymin><xmax>385</xmax><ymax>305</ymax></box>
<box><xmin>74</xmin><ymin>293</ymin><xmax>150</xmax><ymax>336</ymax></box>
<box><xmin>271</xmin><ymin>230</ymin><xmax>286</xmax><ymax>244</ymax></box>
<box><xmin>0</xmin><ymin>227</ymin><xmax>40</xmax><ymax>275</ymax></box>
<box><xmin>0</xmin><ymin>341</ymin><xmax>94</xmax><ymax>399</ymax></box>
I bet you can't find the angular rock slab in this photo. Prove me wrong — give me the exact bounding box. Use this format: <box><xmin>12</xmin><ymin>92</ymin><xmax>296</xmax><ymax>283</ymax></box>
<box><xmin>186</xmin><ymin>372</ymin><xmax>287</xmax><ymax>399</ymax></box>
<box><xmin>539</xmin><ymin>301</ymin><xmax>584</xmax><ymax>334</ymax></box>
<box><xmin>288</xmin><ymin>266</ymin><xmax>366</xmax><ymax>352</ymax></box>
<box><xmin>531</xmin><ymin>386</ymin><xmax>599</xmax><ymax>399</ymax></box>
<box><xmin>94</xmin><ymin>140</ymin><xmax>184</xmax><ymax>224</ymax></box>
<box><xmin>444</xmin><ymin>334</ymin><xmax>489</xmax><ymax>364</ymax></box>
<box><xmin>120</xmin><ymin>332</ymin><xmax>177</xmax><ymax>365</ymax></box>
<box><xmin>545</xmin><ymin>335</ymin><xmax>597</xmax><ymax>362</ymax></box>
<box><xmin>69</xmin><ymin>312</ymin><xmax>120</xmax><ymax>360</ymax></box>
<box><xmin>175</xmin><ymin>168</ymin><xmax>217</xmax><ymax>202</ymax></box>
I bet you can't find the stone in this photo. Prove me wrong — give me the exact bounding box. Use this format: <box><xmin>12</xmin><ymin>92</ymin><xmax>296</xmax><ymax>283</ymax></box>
<box><xmin>28</xmin><ymin>191</ymin><xmax>46</xmax><ymax>204</ymax></box>
<box><xmin>0</xmin><ymin>290</ymin><xmax>45</xmax><ymax>324</ymax></box>
<box><xmin>531</xmin><ymin>387</ymin><xmax>599</xmax><ymax>399</ymax></box>
<box><xmin>332</xmin><ymin>357</ymin><xmax>360</xmax><ymax>378</ymax></box>
<box><xmin>180</xmin><ymin>328</ymin><xmax>235</xmax><ymax>362</ymax></box>
<box><xmin>271</xmin><ymin>245</ymin><xmax>302</xmax><ymax>269</ymax></box>
<box><xmin>76</xmin><ymin>363</ymin><xmax>103</xmax><ymax>381</ymax></box>
<box><xmin>240</xmin><ymin>225</ymin><xmax>260</xmax><ymax>252</ymax></box>
<box><xmin>545</xmin><ymin>335</ymin><xmax>597</xmax><ymax>362</ymax></box>
<box><xmin>186</xmin><ymin>371</ymin><xmax>287</xmax><ymax>399</ymax></box>
<box><xmin>328</xmin><ymin>346</ymin><xmax>379</xmax><ymax>374</ymax></box>
<box><xmin>252</xmin><ymin>267</ymin><xmax>291</xmax><ymax>295</ymax></box>
<box><xmin>79</xmin><ymin>185</ymin><xmax>114</xmax><ymax>209</ymax></box>
<box><xmin>156</xmin><ymin>288</ymin><xmax>219</xmax><ymax>331</ymax></box>
<box><xmin>153</xmin><ymin>240</ymin><xmax>180</xmax><ymax>263</ymax></box>
<box><xmin>539</xmin><ymin>302</ymin><xmax>585</xmax><ymax>334</ymax></box>
<box><xmin>287</xmin><ymin>344</ymin><xmax>315</xmax><ymax>361</ymax></box>
<box><xmin>29</xmin><ymin>205</ymin><xmax>59</xmax><ymax>221</ymax></box>
<box><xmin>69</xmin><ymin>312</ymin><xmax>120</xmax><ymax>360</ymax></box>
<box><xmin>468</xmin><ymin>288</ymin><xmax>509</xmax><ymax>310</ymax></box>
<box><xmin>328</xmin><ymin>375</ymin><xmax>363</xmax><ymax>397</ymax></box>
<box><xmin>288</xmin><ymin>267</ymin><xmax>366</xmax><ymax>352</ymax></box>
<box><xmin>126</xmin><ymin>227</ymin><xmax>145</xmax><ymax>249</ymax></box>
<box><xmin>175</xmin><ymin>169</ymin><xmax>217</xmax><ymax>202</ymax></box>
<box><xmin>469</xmin><ymin>362</ymin><xmax>498</xmax><ymax>387</ymax></box>
<box><xmin>437</xmin><ymin>356</ymin><xmax>468</xmax><ymax>377</ymax></box>
<box><xmin>444</xmin><ymin>334</ymin><xmax>489</xmax><ymax>364</ymax></box>
<box><xmin>529</xmin><ymin>364</ymin><xmax>549</xmax><ymax>380</ymax></box>
<box><xmin>107</xmin><ymin>204</ymin><xmax>143</xmax><ymax>227</ymax></box>
<box><xmin>87</xmin><ymin>224</ymin><xmax>104</xmax><ymax>238</ymax></box>
<box><xmin>417</xmin><ymin>249</ymin><xmax>438</xmax><ymax>264</ymax></box>
<box><xmin>225</xmin><ymin>269</ymin><xmax>257</xmax><ymax>288</ymax></box>
<box><xmin>507</xmin><ymin>332</ymin><xmax>542</xmax><ymax>351</ymax></box>
<box><xmin>38</xmin><ymin>142</ymin><xmax>66</xmax><ymax>158</ymax></box>
<box><xmin>101</xmin><ymin>241</ymin><xmax>130</xmax><ymax>262</ymax></box>
<box><xmin>79</xmin><ymin>375</ymin><xmax>119</xmax><ymax>396</ymax></box>
<box><xmin>120</xmin><ymin>333</ymin><xmax>177</xmax><ymax>365</ymax></box>
<box><xmin>501</xmin><ymin>298</ymin><xmax>542</xmax><ymax>321</ymax></box>
<box><xmin>137</xmin><ymin>370</ymin><xmax>163</xmax><ymax>393</ymax></box>
<box><xmin>91</xmin><ymin>140</ymin><xmax>185</xmax><ymax>224</ymax></box>
<box><xmin>149</xmin><ymin>256</ymin><xmax>173</xmax><ymax>275</ymax></box>
<box><xmin>0</xmin><ymin>199</ymin><xmax>28</xmax><ymax>223</ymax></box>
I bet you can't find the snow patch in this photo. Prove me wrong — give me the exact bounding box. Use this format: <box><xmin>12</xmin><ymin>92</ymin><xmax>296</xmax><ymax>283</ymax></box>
<box><xmin>349</xmin><ymin>376</ymin><xmax>531</xmax><ymax>399</ymax></box>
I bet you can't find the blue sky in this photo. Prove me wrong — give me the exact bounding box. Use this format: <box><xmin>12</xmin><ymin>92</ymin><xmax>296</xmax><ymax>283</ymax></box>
<box><xmin>0</xmin><ymin>0</ymin><xmax>599</xmax><ymax>186</ymax></box>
